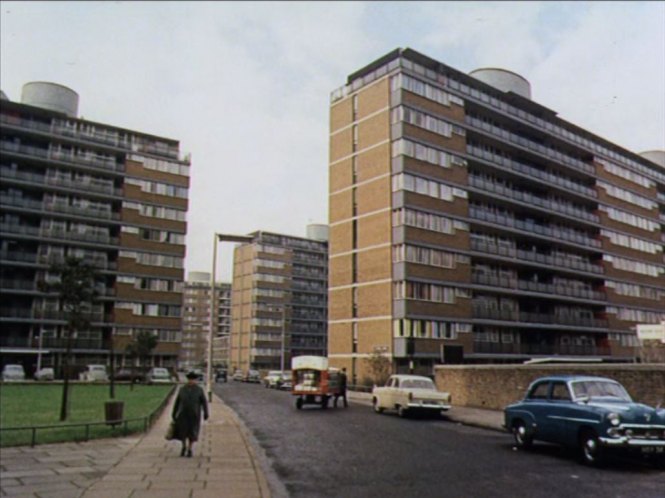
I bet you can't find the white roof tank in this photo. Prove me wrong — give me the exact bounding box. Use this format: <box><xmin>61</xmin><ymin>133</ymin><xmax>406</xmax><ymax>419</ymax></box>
<box><xmin>306</xmin><ymin>224</ymin><xmax>329</xmax><ymax>242</ymax></box>
<box><xmin>469</xmin><ymin>68</ymin><xmax>531</xmax><ymax>100</ymax></box>
<box><xmin>21</xmin><ymin>82</ymin><xmax>79</xmax><ymax>117</ymax></box>
<box><xmin>639</xmin><ymin>150</ymin><xmax>665</xmax><ymax>168</ymax></box>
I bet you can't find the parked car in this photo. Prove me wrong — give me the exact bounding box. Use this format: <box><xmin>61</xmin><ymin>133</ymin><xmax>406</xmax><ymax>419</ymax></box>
<box><xmin>215</xmin><ymin>369</ymin><xmax>228</xmax><ymax>383</ymax></box>
<box><xmin>280</xmin><ymin>371</ymin><xmax>292</xmax><ymax>391</ymax></box>
<box><xmin>232</xmin><ymin>370</ymin><xmax>244</xmax><ymax>382</ymax></box>
<box><xmin>263</xmin><ymin>370</ymin><xmax>283</xmax><ymax>388</ymax></box>
<box><xmin>34</xmin><ymin>367</ymin><xmax>55</xmax><ymax>381</ymax></box>
<box><xmin>504</xmin><ymin>375</ymin><xmax>665</xmax><ymax>466</ymax></box>
<box><xmin>2</xmin><ymin>364</ymin><xmax>26</xmax><ymax>382</ymax></box>
<box><xmin>372</xmin><ymin>374</ymin><xmax>452</xmax><ymax>417</ymax></box>
<box><xmin>146</xmin><ymin>367</ymin><xmax>173</xmax><ymax>384</ymax></box>
<box><xmin>80</xmin><ymin>364</ymin><xmax>108</xmax><ymax>382</ymax></box>
<box><xmin>245</xmin><ymin>369</ymin><xmax>261</xmax><ymax>383</ymax></box>
<box><xmin>111</xmin><ymin>368</ymin><xmax>146</xmax><ymax>383</ymax></box>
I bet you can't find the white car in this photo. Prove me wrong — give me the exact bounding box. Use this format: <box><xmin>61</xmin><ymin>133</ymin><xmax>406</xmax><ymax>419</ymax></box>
<box><xmin>2</xmin><ymin>364</ymin><xmax>26</xmax><ymax>382</ymax></box>
<box><xmin>372</xmin><ymin>374</ymin><xmax>451</xmax><ymax>418</ymax></box>
<box><xmin>34</xmin><ymin>367</ymin><xmax>55</xmax><ymax>381</ymax></box>
<box><xmin>146</xmin><ymin>367</ymin><xmax>172</xmax><ymax>384</ymax></box>
<box><xmin>80</xmin><ymin>364</ymin><xmax>108</xmax><ymax>382</ymax></box>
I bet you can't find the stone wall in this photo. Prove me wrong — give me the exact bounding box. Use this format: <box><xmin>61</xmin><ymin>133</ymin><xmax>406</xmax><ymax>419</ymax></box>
<box><xmin>434</xmin><ymin>364</ymin><xmax>665</xmax><ymax>411</ymax></box>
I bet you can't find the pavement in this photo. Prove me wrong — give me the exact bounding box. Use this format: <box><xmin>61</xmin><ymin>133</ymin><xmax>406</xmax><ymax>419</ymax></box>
<box><xmin>0</xmin><ymin>388</ymin><xmax>503</xmax><ymax>498</ymax></box>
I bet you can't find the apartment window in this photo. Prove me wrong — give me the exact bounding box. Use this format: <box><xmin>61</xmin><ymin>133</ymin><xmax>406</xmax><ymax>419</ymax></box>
<box><xmin>352</xmin><ymin>219</ymin><xmax>358</xmax><ymax>249</ymax></box>
<box><xmin>352</xmin><ymin>125</ymin><xmax>358</xmax><ymax>152</ymax></box>
<box><xmin>352</xmin><ymin>286</ymin><xmax>358</xmax><ymax>317</ymax></box>
<box><xmin>603</xmin><ymin>255</ymin><xmax>663</xmax><ymax>277</ymax></box>
<box><xmin>352</xmin><ymin>95</ymin><xmax>358</xmax><ymax>121</ymax></box>
<box><xmin>351</xmin><ymin>187</ymin><xmax>358</xmax><ymax>217</ymax></box>
<box><xmin>351</xmin><ymin>252</ymin><xmax>358</xmax><ymax>283</ymax></box>
<box><xmin>352</xmin><ymin>156</ymin><xmax>358</xmax><ymax>184</ymax></box>
<box><xmin>599</xmin><ymin>205</ymin><xmax>658</xmax><ymax>231</ymax></box>
<box><xmin>352</xmin><ymin>322</ymin><xmax>358</xmax><ymax>353</ymax></box>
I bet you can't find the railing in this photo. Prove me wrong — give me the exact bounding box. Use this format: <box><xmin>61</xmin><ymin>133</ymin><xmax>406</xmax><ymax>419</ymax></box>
<box><xmin>0</xmin><ymin>385</ymin><xmax>175</xmax><ymax>447</ymax></box>
<box><xmin>467</xmin><ymin>144</ymin><xmax>598</xmax><ymax>198</ymax></box>
<box><xmin>471</xmin><ymin>306</ymin><xmax>608</xmax><ymax>328</ymax></box>
<box><xmin>473</xmin><ymin>341</ymin><xmax>611</xmax><ymax>356</ymax></box>
<box><xmin>469</xmin><ymin>239</ymin><xmax>604</xmax><ymax>274</ymax></box>
<box><xmin>473</xmin><ymin>273</ymin><xmax>606</xmax><ymax>300</ymax></box>
<box><xmin>0</xmin><ymin>251</ymin><xmax>38</xmax><ymax>263</ymax></box>
<box><xmin>468</xmin><ymin>175</ymin><xmax>599</xmax><ymax>223</ymax></box>
<box><xmin>40</xmin><ymin>337</ymin><xmax>109</xmax><ymax>350</ymax></box>
<box><xmin>0</xmin><ymin>166</ymin><xmax>122</xmax><ymax>196</ymax></box>
<box><xmin>468</xmin><ymin>206</ymin><xmax>601</xmax><ymax>248</ymax></box>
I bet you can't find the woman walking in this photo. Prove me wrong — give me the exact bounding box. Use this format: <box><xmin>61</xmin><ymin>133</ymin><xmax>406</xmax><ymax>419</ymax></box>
<box><xmin>172</xmin><ymin>371</ymin><xmax>209</xmax><ymax>457</ymax></box>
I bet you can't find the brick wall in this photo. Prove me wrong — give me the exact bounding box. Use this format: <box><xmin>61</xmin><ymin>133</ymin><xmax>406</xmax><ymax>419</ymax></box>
<box><xmin>434</xmin><ymin>364</ymin><xmax>665</xmax><ymax>411</ymax></box>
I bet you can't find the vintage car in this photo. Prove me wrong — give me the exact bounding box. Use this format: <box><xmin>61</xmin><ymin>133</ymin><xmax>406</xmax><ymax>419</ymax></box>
<box><xmin>2</xmin><ymin>364</ymin><xmax>26</xmax><ymax>382</ymax></box>
<box><xmin>372</xmin><ymin>374</ymin><xmax>451</xmax><ymax>417</ymax></box>
<box><xmin>79</xmin><ymin>364</ymin><xmax>108</xmax><ymax>382</ymax></box>
<box><xmin>145</xmin><ymin>367</ymin><xmax>173</xmax><ymax>384</ymax></box>
<box><xmin>34</xmin><ymin>367</ymin><xmax>55</xmax><ymax>381</ymax></box>
<box><xmin>504</xmin><ymin>375</ymin><xmax>665</xmax><ymax>466</ymax></box>
<box><xmin>263</xmin><ymin>370</ymin><xmax>284</xmax><ymax>388</ymax></box>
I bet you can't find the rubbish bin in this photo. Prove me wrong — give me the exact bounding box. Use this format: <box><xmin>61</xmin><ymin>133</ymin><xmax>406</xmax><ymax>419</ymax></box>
<box><xmin>105</xmin><ymin>400</ymin><xmax>124</xmax><ymax>426</ymax></box>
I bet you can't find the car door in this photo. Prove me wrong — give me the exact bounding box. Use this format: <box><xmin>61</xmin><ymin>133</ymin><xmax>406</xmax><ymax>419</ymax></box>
<box><xmin>545</xmin><ymin>381</ymin><xmax>574</xmax><ymax>444</ymax></box>
<box><xmin>523</xmin><ymin>381</ymin><xmax>552</xmax><ymax>441</ymax></box>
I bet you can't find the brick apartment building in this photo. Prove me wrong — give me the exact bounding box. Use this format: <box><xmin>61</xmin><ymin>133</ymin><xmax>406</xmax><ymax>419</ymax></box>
<box><xmin>328</xmin><ymin>49</ymin><xmax>665</xmax><ymax>383</ymax></box>
<box><xmin>0</xmin><ymin>82</ymin><xmax>189</xmax><ymax>375</ymax></box>
<box><xmin>180</xmin><ymin>271</ymin><xmax>231</xmax><ymax>370</ymax></box>
<box><xmin>230</xmin><ymin>227</ymin><xmax>328</xmax><ymax>374</ymax></box>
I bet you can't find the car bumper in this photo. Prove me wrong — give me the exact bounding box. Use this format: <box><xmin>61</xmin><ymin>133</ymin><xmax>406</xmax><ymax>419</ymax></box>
<box><xmin>407</xmin><ymin>402</ymin><xmax>451</xmax><ymax>411</ymax></box>
<box><xmin>599</xmin><ymin>437</ymin><xmax>665</xmax><ymax>448</ymax></box>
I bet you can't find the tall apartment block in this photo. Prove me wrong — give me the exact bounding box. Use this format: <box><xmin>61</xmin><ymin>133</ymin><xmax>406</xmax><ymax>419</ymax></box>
<box><xmin>328</xmin><ymin>49</ymin><xmax>665</xmax><ymax>381</ymax></box>
<box><xmin>0</xmin><ymin>82</ymin><xmax>189</xmax><ymax>375</ymax></box>
<box><xmin>180</xmin><ymin>271</ymin><xmax>231</xmax><ymax>370</ymax></box>
<box><xmin>230</xmin><ymin>227</ymin><xmax>328</xmax><ymax>373</ymax></box>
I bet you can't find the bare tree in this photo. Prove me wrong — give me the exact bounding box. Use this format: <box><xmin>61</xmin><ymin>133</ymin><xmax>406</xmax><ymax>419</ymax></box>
<box><xmin>364</xmin><ymin>351</ymin><xmax>392</xmax><ymax>386</ymax></box>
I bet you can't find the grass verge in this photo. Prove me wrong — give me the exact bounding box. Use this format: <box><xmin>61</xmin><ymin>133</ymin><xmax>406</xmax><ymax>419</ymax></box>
<box><xmin>0</xmin><ymin>383</ymin><xmax>173</xmax><ymax>447</ymax></box>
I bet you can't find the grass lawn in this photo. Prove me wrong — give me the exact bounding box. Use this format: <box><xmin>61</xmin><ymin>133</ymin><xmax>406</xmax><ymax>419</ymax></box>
<box><xmin>0</xmin><ymin>383</ymin><xmax>174</xmax><ymax>447</ymax></box>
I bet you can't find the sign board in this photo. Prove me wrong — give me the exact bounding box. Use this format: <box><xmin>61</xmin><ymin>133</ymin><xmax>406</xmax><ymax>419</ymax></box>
<box><xmin>291</xmin><ymin>355</ymin><xmax>328</xmax><ymax>371</ymax></box>
<box><xmin>637</xmin><ymin>322</ymin><xmax>665</xmax><ymax>343</ymax></box>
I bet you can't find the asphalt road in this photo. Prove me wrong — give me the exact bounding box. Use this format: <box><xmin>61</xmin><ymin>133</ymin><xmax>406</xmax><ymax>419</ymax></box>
<box><xmin>214</xmin><ymin>381</ymin><xmax>665</xmax><ymax>498</ymax></box>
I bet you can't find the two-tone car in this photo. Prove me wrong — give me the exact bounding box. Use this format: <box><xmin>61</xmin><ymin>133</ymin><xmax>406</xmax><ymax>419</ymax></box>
<box><xmin>372</xmin><ymin>374</ymin><xmax>451</xmax><ymax>418</ymax></box>
<box><xmin>504</xmin><ymin>375</ymin><xmax>665</xmax><ymax>466</ymax></box>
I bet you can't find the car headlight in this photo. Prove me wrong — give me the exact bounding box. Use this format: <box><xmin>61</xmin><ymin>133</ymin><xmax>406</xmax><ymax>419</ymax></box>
<box><xmin>607</xmin><ymin>412</ymin><xmax>621</xmax><ymax>426</ymax></box>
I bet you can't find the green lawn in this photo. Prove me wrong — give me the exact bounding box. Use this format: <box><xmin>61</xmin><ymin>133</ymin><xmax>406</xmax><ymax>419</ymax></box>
<box><xmin>0</xmin><ymin>383</ymin><xmax>174</xmax><ymax>447</ymax></box>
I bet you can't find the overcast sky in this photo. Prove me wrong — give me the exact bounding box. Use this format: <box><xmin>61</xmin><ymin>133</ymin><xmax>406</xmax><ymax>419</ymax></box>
<box><xmin>2</xmin><ymin>1</ymin><xmax>664</xmax><ymax>281</ymax></box>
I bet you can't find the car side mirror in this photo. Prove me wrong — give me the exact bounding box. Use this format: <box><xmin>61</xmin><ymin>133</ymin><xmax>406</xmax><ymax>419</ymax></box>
<box><xmin>577</xmin><ymin>395</ymin><xmax>590</xmax><ymax>404</ymax></box>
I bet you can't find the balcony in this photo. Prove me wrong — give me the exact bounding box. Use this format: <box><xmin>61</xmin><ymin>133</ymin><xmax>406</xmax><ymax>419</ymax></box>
<box><xmin>467</xmin><ymin>145</ymin><xmax>597</xmax><ymax>198</ymax></box>
<box><xmin>468</xmin><ymin>175</ymin><xmax>599</xmax><ymax>223</ymax></box>
<box><xmin>472</xmin><ymin>272</ymin><xmax>606</xmax><ymax>301</ymax></box>
<box><xmin>0</xmin><ymin>166</ymin><xmax>123</xmax><ymax>197</ymax></box>
<box><xmin>0</xmin><ymin>251</ymin><xmax>38</xmax><ymax>264</ymax></box>
<box><xmin>0</xmin><ymin>194</ymin><xmax>118</xmax><ymax>221</ymax></box>
<box><xmin>39</xmin><ymin>228</ymin><xmax>118</xmax><ymax>245</ymax></box>
<box><xmin>473</xmin><ymin>341</ymin><xmax>611</xmax><ymax>356</ymax></box>
<box><xmin>470</xmin><ymin>239</ymin><xmax>604</xmax><ymax>274</ymax></box>
<box><xmin>41</xmin><ymin>337</ymin><xmax>108</xmax><ymax>350</ymax></box>
<box><xmin>469</xmin><ymin>206</ymin><xmax>601</xmax><ymax>248</ymax></box>
<box><xmin>465</xmin><ymin>115</ymin><xmax>595</xmax><ymax>175</ymax></box>
<box><xmin>472</xmin><ymin>306</ymin><xmax>608</xmax><ymax>328</ymax></box>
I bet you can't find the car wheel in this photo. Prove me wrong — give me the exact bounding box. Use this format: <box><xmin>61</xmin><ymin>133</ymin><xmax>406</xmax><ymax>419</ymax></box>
<box><xmin>397</xmin><ymin>405</ymin><xmax>408</xmax><ymax>418</ymax></box>
<box><xmin>513</xmin><ymin>420</ymin><xmax>533</xmax><ymax>449</ymax></box>
<box><xmin>579</xmin><ymin>429</ymin><xmax>603</xmax><ymax>466</ymax></box>
<box><xmin>373</xmin><ymin>398</ymin><xmax>384</xmax><ymax>414</ymax></box>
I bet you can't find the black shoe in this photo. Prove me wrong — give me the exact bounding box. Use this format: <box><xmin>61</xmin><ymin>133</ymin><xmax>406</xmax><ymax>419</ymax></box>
<box><xmin>180</xmin><ymin>447</ymin><xmax>186</xmax><ymax>457</ymax></box>
<box><xmin>186</xmin><ymin>449</ymin><xmax>192</xmax><ymax>458</ymax></box>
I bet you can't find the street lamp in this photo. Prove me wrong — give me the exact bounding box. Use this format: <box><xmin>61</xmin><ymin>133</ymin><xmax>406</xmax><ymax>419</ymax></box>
<box><xmin>207</xmin><ymin>232</ymin><xmax>255</xmax><ymax>403</ymax></box>
<box><xmin>280</xmin><ymin>304</ymin><xmax>289</xmax><ymax>373</ymax></box>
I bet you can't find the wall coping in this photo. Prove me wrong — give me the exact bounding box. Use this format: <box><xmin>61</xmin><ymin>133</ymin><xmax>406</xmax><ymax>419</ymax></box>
<box><xmin>435</xmin><ymin>363</ymin><xmax>665</xmax><ymax>372</ymax></box>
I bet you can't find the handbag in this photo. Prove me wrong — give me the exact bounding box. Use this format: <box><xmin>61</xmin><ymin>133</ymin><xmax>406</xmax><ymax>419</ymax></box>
<box><xmin>165</xmin><ymin>420</ymin><xmax>176</xmax><ymax>440</ymax></box>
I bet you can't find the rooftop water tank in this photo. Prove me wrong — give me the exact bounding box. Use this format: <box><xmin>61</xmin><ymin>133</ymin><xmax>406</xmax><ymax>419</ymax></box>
<box><xmin>468</xmin><ymin>68</ymin><xmax>531</xmax><ymax>100</ymax></box>
<box><xmin>21</xmin><ymin>82</ymin><xmax>79</xmax><ymax>117</ymax></box>
<box><xmin>639</xmin><ymin>150</ymin><xmax>665</xmax><ymax>168</ymax></box>
<box><xmin>306</xmin><ymin>224</ymin><xmax>329</xmax><ymax>242</ymax></box>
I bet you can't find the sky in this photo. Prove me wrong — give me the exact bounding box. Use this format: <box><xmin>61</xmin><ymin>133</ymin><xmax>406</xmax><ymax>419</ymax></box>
<box><xmin>1</xmin><ymin>1</ymin><xmax>664</xmax><ymax>282</ymax></box>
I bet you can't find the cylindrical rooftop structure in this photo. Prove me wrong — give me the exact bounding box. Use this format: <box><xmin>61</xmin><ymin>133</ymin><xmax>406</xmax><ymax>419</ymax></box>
<box><xmin>21</xmin><ymin>82</ymin><xmax>79</xmax><ymax>117</ymax></box>
<box><xmin>469</xmin><ymin>68</ymin><xmax>531</xmax><ymax>100</ymax></box>
<box><xmin>188</xmin><ymin>271</ymin><xmax>211</xmax><ymax>283</ymax></box>
<box><xmin>306</xmin><ymin>224</ymin><xmax>329</xmax><ymax>242</ymax></box>
<box><xmin>639</xmin><ymin>150</ymin><xmax>665</xmax><ymax>168</ymax></box>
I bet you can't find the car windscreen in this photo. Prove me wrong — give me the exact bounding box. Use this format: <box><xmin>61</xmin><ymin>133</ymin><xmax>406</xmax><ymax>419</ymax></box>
<box><xmin>571</xmin><ymin>380</ymin><xmax>631</xmax><ymax>401</ymax></box>
<box><xmin>401</xmin><ymin>379</ymin><xmax>435</xmax><ymax>390</ymax></box>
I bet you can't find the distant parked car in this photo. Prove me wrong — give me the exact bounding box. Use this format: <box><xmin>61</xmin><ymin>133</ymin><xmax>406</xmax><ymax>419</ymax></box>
<box><xmin>34</xmin><ymin>367</ymin><xmax>55</xmax><ymax>381</ymax></box>
<box><xmin>111</xmin><ymin>368</ymin><xmax>145</xmax><ymax>383</ymax></box>
<box><xmin>215</xmin><ymin>369</ymin><xmax>228</xmax><ymax>383</ymax></box>
<box><xmin>504</xmin><ymin>376</ymin><xmax>665</xmax><ymax>466</ymax></box>
<box><xmin>146</xmin><ymin>367</ymin><xmax>173</xmax><ymax>384</ymax></box>
<box><xmin>80</xmin><ymin>364</ymin><xmax>108</xmax><ymax>382</ymax></box>
<box><xmin>245</xmin><ymin>369</ymin><xmax>261</xmax><ymax>383</ymax></box>
<box><xmin>372</xmin><ymin>374</ymin><xmax>451</xmax><ymax>418</ymax></box>
<box><xmin>279</xmin><ymin>371</ymin><xmax>292</xmax><ymax>391</ymax></box>
<box><xmin>2</xmin><ymin>364</ymin><xmax>26</xmax><ymax>382</ymax></box>
<box><xmin>232</xmin><ymin>370</ymin><xmax>244</xmax><ymax>382</ymax></box>
<box><xmin>263</xmin><ymin>371</ymin><xmax>283</xmax><ymax>388</ymax></box>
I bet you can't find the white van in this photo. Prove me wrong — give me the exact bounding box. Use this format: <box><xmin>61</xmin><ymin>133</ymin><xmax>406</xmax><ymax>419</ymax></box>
<box><xmin>80</xmin><ymin>364</ymin><xmax>108</xmax><ymax>382</ymax></box>
<box><xmin>2</xmin><ymin>364</ymin><xmax>26</xmax><ymax>382</ymax></box>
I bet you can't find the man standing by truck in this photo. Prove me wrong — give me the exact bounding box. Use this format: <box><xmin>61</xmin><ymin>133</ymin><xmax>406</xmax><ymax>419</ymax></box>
<box><xmin>334</xmin><ymin>368</ymin><xmax>348</xmax><ymax>408</ymax></box>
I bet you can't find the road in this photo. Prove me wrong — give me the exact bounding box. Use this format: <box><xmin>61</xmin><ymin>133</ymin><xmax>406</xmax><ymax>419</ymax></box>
<box><xmin>214</xmin><ymin>381</ymin><xmax>665</xmax><ymax>498</ymax></box>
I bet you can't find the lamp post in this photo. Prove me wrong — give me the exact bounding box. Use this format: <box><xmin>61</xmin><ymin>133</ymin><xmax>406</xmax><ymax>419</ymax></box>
<box><xmin>280</xmin><ymin>304</ymin><xmax>288</xmax><ymax>373</ymax></box>
<box><xmin>207</xmin><ymin>232</ymin><xmax>255</xmax><ymax>403</ymax></box>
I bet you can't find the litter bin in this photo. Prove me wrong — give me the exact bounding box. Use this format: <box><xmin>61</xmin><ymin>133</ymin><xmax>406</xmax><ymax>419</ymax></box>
<box><xmin>105</xmin><ymin>400</ymin><xmax>124</xmax><ymax>426</ymax></box>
